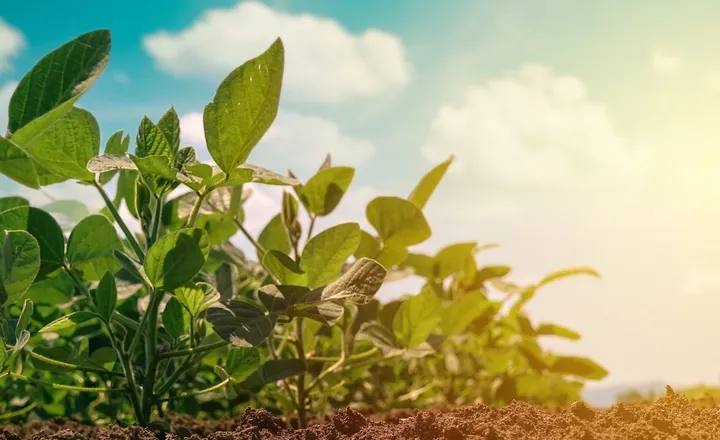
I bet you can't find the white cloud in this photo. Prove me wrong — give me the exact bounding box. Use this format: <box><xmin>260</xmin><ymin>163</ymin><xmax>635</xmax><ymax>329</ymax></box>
<box><xmin>0</xmin><ymin>18</ymin><xmax>24</xmax><ymax>72</ymax></box>
<box><xmin>0</xmin><ymin>81</ymin><xmax>18</xmax><ymax>132</ymax></box>
<box><xmin>142</xmin><ymin>1</ymin><xmax>411</xmax><ymax>102</ymax></box>
<box><xmin>651</xmin><ymin>49</ymin><xmax>682</xmax><ymax>74</ymax></box>
<box><xmin>179</xmin><ymin>110</ymin><xmax>375</xmax><ymax>174</ymax></box>
<box><xmin>421</xmin><ymin>63</ymin><xmax>647</xmax><ymax>189</ymax></box>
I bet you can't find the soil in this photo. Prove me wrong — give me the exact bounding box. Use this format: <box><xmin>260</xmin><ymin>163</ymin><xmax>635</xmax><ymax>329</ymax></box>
<box><xmin>3</xmin><ymin>387</ymin><xmax>720</xmax><ymax>439</ymax></box>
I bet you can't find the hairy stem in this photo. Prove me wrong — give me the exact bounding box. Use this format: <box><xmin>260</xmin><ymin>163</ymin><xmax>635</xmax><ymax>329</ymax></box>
<box><xmin>93</xmin><ymin>180</ymin><xmax>145</xmax><ymax>261</ymax></box>
<box><xmin>148</xmin><ymin>196</ymin><xmax>164</xmax><ymax>247</ymax></box>
<box><xmin>294</xmin><ymin>318</ymin><xmax>307</xmax><ymax>428</ymax></box>
<box><xmin>140</xmin><ymin>289</ymin><xmax>164</xmax><ymax>421</ymax></box>
<box><xmin>9</xmin><ymin>373</ymin><xmax>120</xmax><ymax>393</ymax></box>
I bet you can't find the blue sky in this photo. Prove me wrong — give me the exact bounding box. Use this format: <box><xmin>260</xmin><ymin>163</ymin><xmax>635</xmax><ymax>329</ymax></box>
<box><xmin>4</xmin><ymin>0</ymin><xmax>720</xmax><ymax>388</ymax></box>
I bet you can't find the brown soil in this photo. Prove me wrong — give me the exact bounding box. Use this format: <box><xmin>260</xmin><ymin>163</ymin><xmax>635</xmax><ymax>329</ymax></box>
<box><xmin>3</xmin><ymin>388</ymin><xmax>720</xmax><ymax>439</ymax></box>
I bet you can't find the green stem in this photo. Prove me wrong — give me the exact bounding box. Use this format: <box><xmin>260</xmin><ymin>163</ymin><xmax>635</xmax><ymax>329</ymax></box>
<box><xmin>157</xmin><ymin>340</ymin><xmax>228</xmax><ymax>360</ymax></box>
<box><xmin>232</xmin><ymin>217</ymin><xmax>267</xmax><ymax>256</ymax></box>
<box><xmin>186</xmin><ymin>176</ymin><xmax>229</xmax><ymax>228</ymax></box>
<box><xmin>140</xmin><ymin>289</ymin><xmax>164</xmax><ymax>421</ymax></box>
<box><xmin>22</xmin><ymin>348</ymin><xmax>124</xmax><ymax>377</ymax></box>
<box><xmin>148</xmin><ymin>196</ymin><xmax>163</xmax><ymax>247</ymax></box>
<box><xmin>0</xmin><ymin>401</ymin><xmax>38</xmax><ymax>420</ymax></box>
<box><xmin>307</xmin><ymin>347</ymin><xmax>379</xmax><ymax>363</ymax></box>
<box><xmin>305</xmin><ymin>215</ymin><xmax>316</xmax><ymax>247</ymax></box>
<box><xmin>94</xmin><ymin>180</ymin><xmax>145</xmax><ymax>261</ymax></box>
<box><xmin>294</xmin><ymin>317</ymin><xmax>307</xmax><ymax>428</ymax></box>
<box><xmin>157</xmin><ymin>378</ymin><xmax>230</xmax><ymax>402</ymax></box>
<box><xmin>115</xmin><ymin>312</ymin><xmax>171</xmax><ymax>344</ymax></box>
<box><xmin>9</xmin><ymin>373</ymin><xmax>119</xmax><ymax>393</ymax></box>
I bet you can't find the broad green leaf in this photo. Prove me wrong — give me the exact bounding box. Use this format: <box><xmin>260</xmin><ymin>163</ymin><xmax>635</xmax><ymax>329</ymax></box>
<box><xmin>549</xmin><ymin>356</ymin><xmax>608</xmax><ymax>380</ymax></box>
<box><xmin>239</xmin><ymin>359</ymin><xmax>305</xmax><ymax>390</ymax></box>
<box><xmin>204</xmin><ymin>38</ymin><xmax>284</xmax><ymax>172</ymax></box>
<box><xmin>7</xmin><ymin>30</ymin><xmax>111</xmax><ymax>135</ymax></box>
<box><xmin>256</xmin><ymin>214</ymin><xmax>290</xmax><ymax>261</ymax></box>
<box><xmin>300</xmin><ymin>223</ymin><xmax>361</xmax><ymax>288</ymax></box>
<box><xmin>393</xmin><ymin>288</ymin><xmax>442</xmax><ymax>348</ymax></box>
<box><xmin>42</xmin><ymin>200</ymin><xmax>90</xmax><ymax>227</ymax></box>
<box><xmin>0</xmin><ymin>206</ymin><xmax>65</xmax><ymax>279</ymax></box>
<box><xmin>144</xmin><ymin>228</ymin><xmax>210</xmax><ymax>290</ymax></box>
<box><xmin>374</xmin><ymin>244</ymin><xmax>409</xmax><ymax>268</ymax></box>
<box><xmin>295</xmin><ymin>167</ymin><xmax>355</xmax><ymax>217</ymax></box>
<box><xmin>93</xmin><ymin>272</ymin><xmax>117</xmax><ymax>322</ymax></box>
<box><xmin>262</xmin><ymin>250</ymin><xmax>307</xmax><ymax>286</ymax></box>
<box><xmin>259</xmin><ymin>284</ymin><xmax>345</xmax><ymax>325</ymax></box>
<box><xmin>536</xmin><ymin>323</ymin><xmax>581</xmax><ymax>340</ymax></box>
<box><xmin>206</xmin><ymin>299</ymin><xmax>274</xmax><ymax>347</ymax></box>
<box><xmin>408</xmin><ymin>155</ymin><xmax>453</xmax><ymax>209</ymax></box>
<box><xmin>131</xmin><ymin>154</ymin><xmax>180</xmax><ymax>196</ymax></box>
<box><xmin>0</xmin><ymin>230</ymin><xmax>40</xmax><ymax>306</ymax></box>
<box><xmin>89</xmin><ymin>347</ymin><xmax>117</xmax><ymax>371</ymax></box>
<box><xmin>174</xmin><ymin>146</ymin><xmax>196</xmax><ymax>171</ymax></box>
<box><xmin>319</xmin><ymin>257</ymin><xmax>386</xmax><ymax>304</ymax></box>
<box><xmin>157</xmin><ymin>107</ymin><xmax>180</xmax><ymax>155</ymax></box>
<box><xmin>401</xmin><ymin>253</ymin><xmax>434</xmax><ymax>278</ymax></box>
<box><xmin>66</xmin><ymin>215</ymin><xmax>122</xmax><ymax>280</ymax></box>
<box><xmin>476</xmin><ymin>265</ymin><xmax>511</xmax><ymax>284</ymax></box>
<box><xmin>135</xmin><ymin>116</ymin><xmax>172</xmax><ymax>158</ymax></box>
<box><xmin>163</xmin><ymin>297</ymin><xmax>190</xmax><ymax>340</ymax></box>
<box><xmin>174</xmin><ymin>282</ymin><xmax>220</xmax><ymax>316</ymax></box>
<box><xmin>39</xmin><ymin>311</ymin><xmax>96</xmax><ymax>333</ymax></box>
<box><xmin>439</xmin><ymin>292</ymin><xmax>491</xmax><ymax>336</ymax></box>
<box><xmin>434</xmin><ymin>242</ymin><xmax>476</xmax><ymax>279</ymax></box>
<box><xmin>99</xmin><ymin>131</ymin><xmax>130</xmax><ymax>184</ymax></box>
<box><xmin>537</xmin><ymin>267</ymin><xmax>600</xmax><ymax>288</ymax></box>
<box><xmin>0</xmin><ymin>136</ymin><xmax>41</xmax><ymax>188</ymax></box>
<box><xmin>356</xmin><ymin>322</ymin><xmax>402</xmax><ymax>356</ymax></box>
<box><xmin>15</xmin><ymin>299</ymin><xmax>33</xmax><ymax>339</ymax></box>
<box><xmin>354</xmin><ymin>230</ymin><xmax>380</xmax><ymax>259</ymax></box>
<box><xmin>0</xmin><ymin>197</ymin><xmax>28</xmax><ymax>213</ymax></box>
<box><xmin>226</xmin><ymin>347</ymin><xmax>261</xmax><ymax>382</ymax></box>
<box><xmin>24</xmin><ymin>270</ymin><xmax>74</xmax><ymax>306</ymax></box>
<box><xmin>113</xmin><ymin>250</ymin><xmax>150</xmax><ymax>286</ymax></box>
<box><xmin>366</xmin><ymin>196</ymin><xmax>431</xmax><ymax>247</ymax></box>
<box><xmin>21</xmin><ymin>107</ymin><xmax>100</xmax><ymax>181</ymax></box>
<box><xmin>517</xmin><ymin>340</ymin><xmax>548</xmax><ymax>372</ymax></box>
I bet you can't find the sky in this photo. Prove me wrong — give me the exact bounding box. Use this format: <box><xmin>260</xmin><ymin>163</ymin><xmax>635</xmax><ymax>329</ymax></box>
<box><xmin>3</xmin><ymin>0</ymin><xmax>720</xmax><ymax>388</ymax></box>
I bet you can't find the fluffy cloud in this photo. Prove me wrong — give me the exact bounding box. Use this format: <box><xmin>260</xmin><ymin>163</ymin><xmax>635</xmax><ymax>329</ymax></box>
<box><xmin>179</xmin><ymin>110</ymin><xmax>375</xmax><ymax>174</ymax></box>
<box><xmin>421</xmin><ymin>63</ymin><xmax>647</xmax><ymax>190</ymax></box>
<box><xmin>0</xmin><ymin>81</ymin><xmax>18</xmax><ymax>131</ymax></box>
<box><xmin>142</xmin><ymin>1</ymin><xmax>410</xmax><ymax>102</ymax></box>
<box><xmin>651</xmin><ymin>49</ymin><xmax>682</xmax><ymax>74</ymax></box>
<box><xmin>0</xmin><ymin>18</ymin><xmax>23</xmax><ymax>72</ymax></box>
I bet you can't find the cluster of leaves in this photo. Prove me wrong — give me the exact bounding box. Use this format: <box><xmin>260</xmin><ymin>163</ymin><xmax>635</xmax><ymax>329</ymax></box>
<box><xmin>0</xmin><ymin>29</ymin><xmax>607</xmax><ymax>428</ymax></box>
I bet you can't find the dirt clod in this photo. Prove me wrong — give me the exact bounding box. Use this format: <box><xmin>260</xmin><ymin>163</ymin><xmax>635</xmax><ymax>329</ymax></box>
<box><xmin>5</xmin><ymin>394</ymin><xmax>720</xmax><ymax>439</ymax></box>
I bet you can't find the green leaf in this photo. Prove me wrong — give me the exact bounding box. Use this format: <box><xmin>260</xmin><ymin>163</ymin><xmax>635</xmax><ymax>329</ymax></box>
<box><xmin>89</xmin><ymin>347</ymin><xmax>117</xmax><ymax>371</ymax></box>
<box><xmin>256</xmin><ymin>214</ymin><xmax>290</xmax><ymax>261</ymax></box>
<box><xmin>226</xmin><ymin>347</ymin><xmax>261</xmax><ymax>383</ymax></box>
<box><xmin>15</xmin><ymin>299</ymin><xmax>33</xmax><ymax>339</ymax></box>
<box><xmin>475</xmin><ymin>265</ymin><xmax>511</xmax><ymax>284</ymax></box>
<box><xmin>39</xmin><ymin>311</ymin><xmax>96</xmax><ymax>333</ymax></box>
<box><xmin>401</xmin><ymin>253</ymin><xmax>434</xmax><ymax>278</ymax></box>
<box><xmin>366</xmin><ymin>196</ymin><xmax>431</xmax><ymax>247</ymax></box>
<box><xmin>535</xmin><ymin>323</ymin><xmax>581</xmax><ymax>340</ymax></box>
<box><xmin>42</xmin><ymin>200</ymin><xmax>90</xmax><ymax>228</ymax></box>
<box><xmin>537</xmin><ymin>267</ymin><xmax>600</xmax><ymax>288</ymax></box>
<box><xmin>20</xmin><ymin>107</ymin><xmax>100</xmax><ymax>181</ymax></box>
<box><xmin>93</xmin><ymin>272</ymin><xmax>117</xmax><ymax>322</ymax></box>
<box><xmin>204</xmin><ymin>38</ymin><xmax>284</xmax><ymax>172</ymax></box>
<box><xmin>163</xmin><ymin>297</ymin><xmax>190</xmax><ymax>340</ymax></box>
<box><xmin>0</xmin><ymin>230</ymin><xmax>40</xmax><ymax>306</ymax></box>
<box><xmin>354</xmin><ymin>230</ymin><xmax>380</xmax><ymax>259</ymax></box>
<box><xmin>393</xmin><ymin>288</ymin><xmax>442</xmax><ymax>348</ymax></box>
<box><xmin>174</xmin><ymin>282</ymin><xmax>220</xmax><ymax>316</ymax></box>
<box><xmin>229</xmin><ymin>164</ymin><xmax>299</xmax><ymax>186</ymax></box>
<box><xmin>356</xmin><ymin>322</ymin><xmax>401</xmax><ymax>356</ymax></box>
<box><xmin>549</xmin><ymin>356</ymin><xmax>608</xmax><ymax>380</ymax></box>
<box><xmin>131</xmin><ymin>154</ymin><xmax>180</xmax><ymax>196</ymax></box>
<box><xmin>206</xmin><ymin>300</ymin><xmax>274</xmax><ymax>347</ymax></box>
<box><xmin>262</xmin><ymin>250</ymin><xmax>307</xmax><ymax>286</ymax></box>
<box><xmin>439</xmin><ymin>292</ymin><xmax>491</xmax><ymax>336</ymax></box>
<box><xmin>135</xmin><ymin>116</ymin><xmax>172</xmax><ymax>158</ymax></box>
<box><xmin>300</xmin><ymin>223</ymin><xmax>361</xmax><ymax>288</ymax></box>
<box><xmin>7</xmin><ymin>30</ymin><xmax>111</xmax><ymax>135</ymax></box>
<box><xmin>87</xmin><ymin>154</ymin><xmax>137</xmax><ymax>173</ymax></box>
<box><xmin>408</xmin><ymin>155</ymin><xmax>453</xmax><ymax>209</ymax></box>
<box><xmin>66</xmin><ymin>215</ymin><xmax>122</xmax><ymax>280</ymax></box>
<box><xmin>0</xmin><ymin>206</ymin><xmax>65</xmax><ymax>279</ymax></box>
<box><xmin>434</xmin><ymin>242</ymin><xmax>476</xmax><ymax>279</ymax></box>
<box><xmin>319</xmin><ymin>257</ymin><xmax>386</xmax><ymax>304</ymax></box>
<box><xmin>24</xmin><ymin>270</ymin><xmax>73</xmax><ymax>306</ymax></box>
<box><xmin>296</xmin><ymin>167</ymin><xmax>354</xmax><ymax>216</ymax></box>
<box><xmin>99</xmin><ymin>131</ymin><xmax>130</xmax><ymax>185</ymax></box>
<box><xmin>157</xmin><ymin>107</ymin><xmax>180</xmax><ymax>155</ymax></box>
<box><xmin>0</xmin><ymin>197</ymin><xmax>29</xmax><ymax>213</ymax></box>
<box><xmin>0</xmin><ymin>136</ymin><xmax>41</xmax><ymax>189</ymax></box>
<box><xmin>239</xmin><ymin>359</ymin><xmax>305</xmax><ymax>390</ymax></box>
<box><xmin>144</xmin><ymin>228</ymin><xmax>210</xmax><ymax>291</ymax></box>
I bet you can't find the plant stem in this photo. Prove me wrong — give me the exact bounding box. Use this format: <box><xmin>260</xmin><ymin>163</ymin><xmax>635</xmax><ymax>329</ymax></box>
<box><xmin>157</xmin><ymin>378</ymin><xmax>230</xmax><ymax>402</ymax></box>
<box><xmin>305</xmin><ymin>215</ymin><xmax>316</xmax><ymax>247</ymax></box>
<box><xmin>9</xmin><ymin>373</ymin><xmax>119</xmax><ymax>393</ymax></box>
<box><xmin>156</xmin><ymin>340</ymin><xmax>228</xmax><ymax>360</ymax></box>
<box><xmin>307</xmin><ymin>347</ymin><xmax>379</xmax><ymax>363</ymax></box>
<box><xmin>186</xmin><ymin>176</ymin><xmax>229</xmax><ymax>228</ymax></box>
<box><xmin>148</xmin><ymin>196</ymin><xmax>163</xmax><ymax>247</ymax></box>
<box><xmin>93</xmin><ymin>180</ymin><xmax>145</xmax><ymax>261</ymax></box>
<box><xmin>140</xmin><ymin>289</ymin><xmax>164</xmax><ymax>421</ymax></box>
<box><xmin>294</xmin><ymin>317</ymin><xmax>307</xmax><ymax>428</ymax></box>
<box><xmin>0</xmin><ymin>401</ymin><xmax>38</xmax><ymax>420</ymax></box>
<box><xmin>22</xmin><ymin>348</ymin><xmax>124</xmax><ymax>377</ymax></box>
